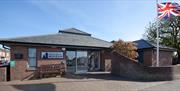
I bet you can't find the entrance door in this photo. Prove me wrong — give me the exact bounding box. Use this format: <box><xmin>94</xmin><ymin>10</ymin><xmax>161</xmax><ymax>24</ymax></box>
<box><xmin>28</xmin><ymin>48</ymin><xmax>37</xmax><ymax>69</ymax></box>
<box><xmin>66</xmin><ymin>51</ymin><xmax>76</xmax><ymax>73</ymax></box>
<box><xmin>66</xmin><ymin>50</ymin><xmax>88</xmax><ymax>73</ymax></box>
<box><xmin>76</xmin><ymin>51</ymin><xmax>88</xmax><ymax>73</ymax></box>
<box><xmin>66</xmin><ymin>50</ymin><xmax>101</xmax><ymax>73</ymax></box>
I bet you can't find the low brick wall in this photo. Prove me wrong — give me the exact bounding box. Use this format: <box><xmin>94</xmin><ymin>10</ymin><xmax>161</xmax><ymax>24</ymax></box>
<box><xmin>111</xmin><ymin>52</ymin><xmax>180</xmax><ymax>81</ymax></box>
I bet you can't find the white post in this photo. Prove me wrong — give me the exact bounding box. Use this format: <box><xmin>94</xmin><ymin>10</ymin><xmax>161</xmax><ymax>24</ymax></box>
<box><xmin>156</xmin><ymin>0</ymin><xmax>159</xmax><ymax>67</ymax></box>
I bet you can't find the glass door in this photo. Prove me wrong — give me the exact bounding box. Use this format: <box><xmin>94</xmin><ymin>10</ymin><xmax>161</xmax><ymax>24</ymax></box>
<box><xmin>66</xmin><ymin>50</ymin><xmax>100</xmax><ymax>73</ymax></box>
<box><xmin>66</xmin><ymin>51</ymin><xmax>76</xmax><ymax>73</ymax></box>
<box><xmin>76</xmin><ymin>51</ymin><xmax>88</xmax><ymax>73</ymax></box>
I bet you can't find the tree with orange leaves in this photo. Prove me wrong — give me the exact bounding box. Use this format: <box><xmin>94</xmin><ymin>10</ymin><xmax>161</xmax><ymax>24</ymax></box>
<box><xmin>111</xmin><ymin>39</ymin><xmax>138</xmax><ymax>60</ymax></box>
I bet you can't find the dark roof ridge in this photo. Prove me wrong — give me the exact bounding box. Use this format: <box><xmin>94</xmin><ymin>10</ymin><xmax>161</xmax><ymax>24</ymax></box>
<box><xmin>59</xmin><ymin>28</ymin><xmax>91</xmax><ymax>36</ymax></box>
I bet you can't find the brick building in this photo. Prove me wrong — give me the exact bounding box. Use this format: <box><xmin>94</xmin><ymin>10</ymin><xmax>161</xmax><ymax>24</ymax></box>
<box><xmin>134</xmin><ymin>39</ymin><xmax>175</xmax><ymax>67</ymax></box>
<box><xmin>0</xmin><ymin>28</ymin><xmax>112</xmax><ymax>81</ymax></box>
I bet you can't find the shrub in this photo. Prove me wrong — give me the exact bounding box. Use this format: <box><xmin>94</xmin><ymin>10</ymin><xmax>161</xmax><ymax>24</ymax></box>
<box><xmin>111</xmin><ymin>39</ymin><xmax>138</xmax><ymax>59</ymax></box>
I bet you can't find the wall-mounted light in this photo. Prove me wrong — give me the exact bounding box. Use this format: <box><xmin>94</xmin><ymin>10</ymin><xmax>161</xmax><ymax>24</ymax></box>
<box><xmin>62</xmin><ymin>48</ymin><xmax>66</xmax><ymax>51</ymax></box>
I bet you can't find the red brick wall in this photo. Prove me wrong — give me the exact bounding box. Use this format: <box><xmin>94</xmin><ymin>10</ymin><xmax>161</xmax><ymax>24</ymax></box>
<box><xmin>100</xmin><ymin>50</ymin><xmax>112</xmax><ymax>71</ymax></box>
<box><xmin>11</xmin><ymin>45</ymin><xmax>28</xmax><ymax>61</ymax></box>
<box><xmin>111</xmin><ymin>52</ymin><xmax>180</xmax><ymax>81</ymax></box>
<box><xmin>36</xmin><ymin>47</ymin><xmax>66</xmax><ymax>67</ymax></box>
<box><xmin>10</xmin><ymin>46</ymin><xmax>29</xmax><ymax>80</ymax></box>
<box><xmin>143</xmin><ymin>49</ymin><xmax>153</xmax><ymax>66</ymax></box>
<box><xmin>10</xmin><ymin>61</ymin><xmax>34</xmax><ymax>80</ymax></box>
<box><xmin>139</xmin><ymin>49</ymin><xmax>173</xmax><ymax>67</ymax></box>
<box><xmin>0</xmin><ymin>68</ymin><xmax>6</xmax><ymax>81</ymax></box>
<box><xmin>10</xmin><ymin>45</ymin><xmax>65</xmax><ymax>80</ymax></box>
<box><xmin>152</xmin><ymin>50</ymin><xmax>173</xmax><ymax>66</ymax></box>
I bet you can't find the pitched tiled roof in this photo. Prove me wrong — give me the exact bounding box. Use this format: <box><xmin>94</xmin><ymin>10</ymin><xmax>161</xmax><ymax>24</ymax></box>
<box><xmin>134</xmin><ymin>39</ymin><xmax>175</xmax><ymax>51</ymax></box>
<box><xmin>0</xmin><ymin>28</ymin><xmax>112</xmax><ymax>48</ymax></box>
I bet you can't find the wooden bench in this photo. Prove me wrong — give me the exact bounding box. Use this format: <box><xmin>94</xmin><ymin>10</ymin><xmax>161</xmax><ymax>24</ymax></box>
<box><xmin>37</xmin><ymin>63</ymin><xmax>65</xmax><ymax>78</ymax></box>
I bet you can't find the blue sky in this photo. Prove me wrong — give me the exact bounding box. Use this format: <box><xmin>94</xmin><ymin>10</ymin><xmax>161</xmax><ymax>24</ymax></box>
<box><xmin>0</xmin><ymin>0</ymin><xmax>179</xmax><ymax>42</ymax></box>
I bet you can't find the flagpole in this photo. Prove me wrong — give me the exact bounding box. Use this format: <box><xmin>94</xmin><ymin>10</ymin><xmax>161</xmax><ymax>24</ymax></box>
<box><xmin>156</xmin><ymin>0</ymin><xmax>159</xmax><ymax>67</ymax></box>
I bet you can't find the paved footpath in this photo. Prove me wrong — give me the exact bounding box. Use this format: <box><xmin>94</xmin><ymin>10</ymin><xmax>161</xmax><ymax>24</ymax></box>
<box><xmin>141</xmin><ymin>79</ymin><xmax>180</xmax><ymax>91</ymax></box>
<box><xmin>0</xmin><ymin>74</ymin><xmax>176</xmax><ymax>91</ymax></box>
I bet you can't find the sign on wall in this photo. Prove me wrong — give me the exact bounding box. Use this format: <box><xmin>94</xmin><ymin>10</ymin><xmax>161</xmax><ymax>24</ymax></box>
<box><xmin>41</xmin><ymin>52</ymin><xmax>64</xmax><ymax>59</ymax></box>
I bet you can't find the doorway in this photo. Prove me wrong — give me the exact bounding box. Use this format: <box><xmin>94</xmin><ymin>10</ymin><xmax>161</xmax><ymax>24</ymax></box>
<box><xmin>66</xmin><ymin>51</ymin><xmax>76</xmax><ymax>73</ymax></box>
<box><xmin>76</xmin><ymin>51</ymin><xmax>88</xmax><ymax>73</ymax></box>
<box><xmin>66</xmin><ymin>50</ymin><xmax>100</xmax><ymax>73</ymax></box>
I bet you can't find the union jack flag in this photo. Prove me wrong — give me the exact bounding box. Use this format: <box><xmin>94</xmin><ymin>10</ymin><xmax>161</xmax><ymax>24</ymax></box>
<box><xmin>158</xmin><ymin>2</ymin><xmax>180</xmax><ymax>20</ymax></box>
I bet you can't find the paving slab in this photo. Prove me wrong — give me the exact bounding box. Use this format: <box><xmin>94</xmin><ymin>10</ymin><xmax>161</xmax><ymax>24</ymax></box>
<box><xmin>0</xmin><ymin>74</ymin><xmax>167</xmax><ymax>91</ymax></box>
<box><xmin>141</xmin><ymin>79</ymin><xmax>180</xmax><ymax>91</ymax></box>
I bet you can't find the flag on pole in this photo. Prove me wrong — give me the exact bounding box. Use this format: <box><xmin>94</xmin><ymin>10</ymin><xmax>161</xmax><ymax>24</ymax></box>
<box><xmin>155</xmin><ymin>1</ymin><xmax>179</xmax><ymax>67</ymax></box>
<box><xmin>158</xmin><ymin>2</ymin><xmax>180</xmax><ymax>20</ymax></box>
<box><xmin>156</xmin><ymin>0</ymin><xmax>160</xmax><ymax>67</ymax></box>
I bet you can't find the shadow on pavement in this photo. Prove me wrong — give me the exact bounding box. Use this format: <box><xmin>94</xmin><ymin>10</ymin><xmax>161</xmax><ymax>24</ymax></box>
<box><xmin>12</xmin><ymin>83</ymin><xmax>55</xmax><ymax>91</ymax></box>
<box><xmin>63</xmin><ymin>73</ymin><xmax>165</xmax><ymax>82</ymax></box>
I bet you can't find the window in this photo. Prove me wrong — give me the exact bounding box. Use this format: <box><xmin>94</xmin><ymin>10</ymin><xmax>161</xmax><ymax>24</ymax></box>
<box><xmin>28</xmin><ymin>48</ymin><xmax>37</xmax><ymax>69</ymax></box>
<box><xmin>14</xmin><ymin>53</ymin><xmax>23</xmax><ymax>59</ymax></box>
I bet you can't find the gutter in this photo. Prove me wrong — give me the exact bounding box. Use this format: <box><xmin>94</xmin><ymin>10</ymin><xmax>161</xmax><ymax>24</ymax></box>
<box><xmin>2</xmin><ymin>45</ymin><xmax>10</xmax><ymax>50</ymax></box>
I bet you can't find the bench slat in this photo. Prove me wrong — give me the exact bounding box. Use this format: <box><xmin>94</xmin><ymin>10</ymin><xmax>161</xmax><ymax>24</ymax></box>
<box><xmin>37</xmin><ymin>63</ymin><xmax>65</xmax><ymax>78</ymax></box>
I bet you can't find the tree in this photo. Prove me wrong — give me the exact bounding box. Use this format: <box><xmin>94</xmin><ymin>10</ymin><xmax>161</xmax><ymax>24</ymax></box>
<box><xmin>144</xmin><ymin>16</ymin><xmax>180</xmax><ymax>64</ymax></box>
<box><xmin>111</xmin><ymin>39</ymin><xmax>138</xmax><ymax>60</ymax></box>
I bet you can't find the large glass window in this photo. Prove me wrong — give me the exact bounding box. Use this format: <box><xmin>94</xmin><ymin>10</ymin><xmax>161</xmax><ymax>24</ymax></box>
<box><xmin>66</xmin><ymin>50</ymin><xmax>100</xmax><ymax>73</ymax></box>
<box><xmin>88</xmin><ymin>51</ymin><xmax>100</xmax><ymax>71</ymax></box>
<box><xmin>77</xmin><ymin>51</ymin><xmax>88</xmax><ymax>73</ymax></box>
<box><xmin>66</xmin><ymin>51</ymin><xmax>76</xmax><ymax>73</ymax></box>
